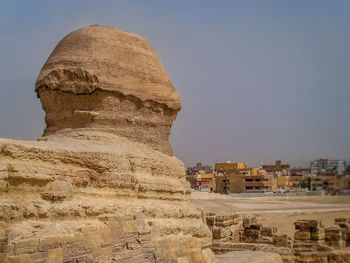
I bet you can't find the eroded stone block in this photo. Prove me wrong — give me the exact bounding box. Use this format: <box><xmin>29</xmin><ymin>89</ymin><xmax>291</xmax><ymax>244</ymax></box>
<box><xmin>294</xmin><ymin>230</ymin><xmax>311</xmax><ymax>241</ymax></box>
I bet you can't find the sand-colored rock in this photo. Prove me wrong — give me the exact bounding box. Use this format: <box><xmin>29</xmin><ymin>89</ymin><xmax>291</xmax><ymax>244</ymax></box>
<box><xmin>35</xmin><ymin>25</ymin><xmax>181</xmax><ymax>156</ymax></box>
<box><xmin>329</xmin><ymin>249</ymin><xmax>350</xmax><ymax>263</ymax></box>
<box><xmin>0</xmin><ymin>25</ymin><xmax>216</xmax><ymax>263</ymax></box>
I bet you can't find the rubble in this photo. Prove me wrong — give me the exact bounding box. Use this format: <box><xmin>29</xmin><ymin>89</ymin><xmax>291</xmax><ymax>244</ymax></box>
<box><xmin>206</xmin><ymin>214</ymin><xmax>350</xmax><ymax>263</ymax></box>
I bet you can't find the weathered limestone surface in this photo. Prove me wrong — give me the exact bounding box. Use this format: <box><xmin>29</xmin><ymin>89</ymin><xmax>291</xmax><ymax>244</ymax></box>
<box><xmin>206</xmin><ymin>214</ymin><xmax>350</xmax><ymax>263</ymax></box>
<box><xmin>0</xmin><ymin>25</ymin><xmax>216</xmax><ymax>263</ymax></box>
<box><xmin>208</xmin><ymin>214</ymin><xmax>293</xmax><ymax>263</ymax></box>
<box><xmin>35</xmin><ymin>25</ymin><xmax>181</xmax><ymax>156</ymax></box>
<box><xmin>329</xmin><ymin>249</ymin><xmax>350</xmax><ymax>263</ymax></box>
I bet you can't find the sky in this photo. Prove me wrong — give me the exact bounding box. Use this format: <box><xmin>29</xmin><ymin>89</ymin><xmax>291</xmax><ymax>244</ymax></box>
<box><xmin>0</xmin><ymin>1</ymin><xmax>349</xmax><ymax>168</ymax></box>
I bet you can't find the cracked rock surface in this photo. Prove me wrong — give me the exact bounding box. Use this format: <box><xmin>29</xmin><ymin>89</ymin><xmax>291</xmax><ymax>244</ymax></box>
<box><xmin>36</xmin><ymin>25</ymin><xmax>181</xmax><ymax>156</ymax></box>
<box><xmin>0</xmin><ymin>25</ymin><xmax>216</xmax><ymax>263</ymax></box>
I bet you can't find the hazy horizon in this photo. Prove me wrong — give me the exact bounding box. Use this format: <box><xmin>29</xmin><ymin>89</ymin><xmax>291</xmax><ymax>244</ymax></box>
<box><xmin>1</xmin><ymin>1</ymin><xmax>349</xmax><ymax>168</ymax></box>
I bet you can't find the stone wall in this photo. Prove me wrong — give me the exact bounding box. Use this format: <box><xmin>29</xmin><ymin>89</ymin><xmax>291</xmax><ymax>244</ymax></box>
<box><xmin>292</xmin><ymin>218</ymin><xmax>350</xmax><ymax>262</ymax></box>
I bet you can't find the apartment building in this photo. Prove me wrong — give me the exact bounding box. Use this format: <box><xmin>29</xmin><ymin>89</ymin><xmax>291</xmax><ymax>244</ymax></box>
<box><xmin>215</xmin><ymin>170</ymin><xmax>276</xmax><ymax>194</ymax></box>
<box><xmin>310</xmin><ymin>159</ymin><xmax>346</xmax><ymax>175</ymax></box>
<box><xmin>186</xmin><ymin>162</ymin><xmax>212</xmax><ymax>176</ymax></box>
<box><xmin>290</xmin><ymin>168</ymin><xmax>310</xmax><ymax>189</ymax></box>
<box><xmin>261</xmin><ymin>160</ymin><xmax>290</xmax><ymax>176</ymax></box>
<box><xmin>194</xmin><ymin>172</ymin><xmax>215</xmax><ymax>192</ymax></box>
<box><xmin>215</xmin><ymin>162</ymin><xmax>247</xmax><ymax>174</ymax></box>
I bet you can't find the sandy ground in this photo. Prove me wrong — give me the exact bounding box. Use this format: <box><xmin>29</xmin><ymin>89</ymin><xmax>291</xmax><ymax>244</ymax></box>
<box><xmin>191</xmin><ymin>191</ymin><xmax>350</xmax><ymax>237</ymax></box>
<box><xmin>216</xmin><ymin>251</ymin><xmax>283</xmax><ymax>263</ymax></box>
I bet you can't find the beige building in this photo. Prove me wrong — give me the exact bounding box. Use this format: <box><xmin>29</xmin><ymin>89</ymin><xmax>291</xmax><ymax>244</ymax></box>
<box><xmin>238</xmin><ymin>167</ymin><xmax>259</xmax><ymax>176</ymax></box>
<box><xmin>215</xmin><ymin>169</ymin><xmax>276</xmax><ymax>194</ymax></box>
<box><xmin>214</xmin><ymin>162</ymin><xmax>277</xmax><ymax>193</ymax></box>
<box><xmin>290</xmin><ymin>168</ymin><xmax>309</xmax><ymax>189</ymax></box>
<box><xmin>261</xmin><ymin>160</ymin><xmax>290</xmax><ymax>176</ymax></box>
<box><xmin>195</xmin><ymin>172</ymin><xmax>215</xmax><ymax>192</ymax></box>
<box><xmin>215</xmin><ymin>162</ymin><xmax>247</xmax><ymax>174</ymax></box>
<box><xmin>277</xmin><ymin>175</ymin><xmax>291</xmax><ymax>188</ymax></box>
<box><xmin>311</xmin><ymin>171</ymin><xmax>350</xmax><ymax>194</ymax></box>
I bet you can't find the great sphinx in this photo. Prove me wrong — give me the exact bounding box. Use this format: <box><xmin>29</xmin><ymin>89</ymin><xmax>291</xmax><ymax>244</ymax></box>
<box><xmin>0</xmin><ymin>25</ymin><xmax>216</xmax><ymax>263</ymax></box>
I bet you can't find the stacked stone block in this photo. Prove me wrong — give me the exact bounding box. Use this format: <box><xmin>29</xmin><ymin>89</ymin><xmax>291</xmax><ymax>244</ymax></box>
<box><xmin>206</xmin><ymin>213</ymin><xmax>241</xmax><ymax>253</ymax></box>
<box><xmin>206</xmin><ymin>213</ymin><xmax>350</xmax><ymax>263</ymax></box>
<box><xmin>334</xmin><ymin>217</ymin><xmax>350</xmax><ymax>247</ymax></box>
<box><xmin>293</xmin><ymin>220</ymin><xmax>332</xmax><ymax>263</ymax></box>
<box><xmin>272</xmin><ymin>233</ymin><xmax>290</xmax><ymax>248</ymax></box>
<box><xmin>329</xmin><ymin>249</ymin><xmax>350</xmax><ymax>263</ymax></box>
<box><xmin>293</xmin><ymin>220</ymin><xmax>325</xmax><ymax>246</ymax></box>
<box><xmin>325</xmin><ymin>226</ymin><xmax>345</xmax><ymax>250</ymax></box>
<box><xmin>240</xmin><ymin>217</ymin><xmax>262</xmax><ymax>243</ymax></box>
<box><xmin>209</xmin><ymin>215</ymin><xmax>293</xmax><ymax>262</ymax></box>
<box><xmin>206</xmin><ymin>215</ymin><xmax>350</xmax><ymax>263</ymax></box>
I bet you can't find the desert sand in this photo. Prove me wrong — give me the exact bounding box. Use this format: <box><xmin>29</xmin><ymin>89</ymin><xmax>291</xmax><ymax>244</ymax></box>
<box><xmin>192</xmin><ymin>191</ymin><xmax>350</xmax><ymax>237</ymax></box>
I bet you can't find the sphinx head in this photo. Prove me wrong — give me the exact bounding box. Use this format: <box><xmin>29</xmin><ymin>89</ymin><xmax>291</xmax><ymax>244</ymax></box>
<box><xmin>35</xmin><ymin>25</ymin><xmax>181</xmax><ymax>155</ymax></box>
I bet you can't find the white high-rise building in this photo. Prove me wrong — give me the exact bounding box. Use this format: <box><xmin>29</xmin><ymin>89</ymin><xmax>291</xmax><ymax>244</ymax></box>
<box><xmin>310</xmin><ymin>158</ymin><xmax>346</xmax><ymax>175</ymax></box>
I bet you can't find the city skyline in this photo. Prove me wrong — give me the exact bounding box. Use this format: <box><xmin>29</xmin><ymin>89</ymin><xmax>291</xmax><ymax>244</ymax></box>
<box><xmin>186</xmin><ymin>158</ymin><xmax>348</xmax><ymax>170</ymax></box>
<box><xmin>0</xmin><ymin>1</ymin><xmax>349</xmax><ymax>167</ymax></box>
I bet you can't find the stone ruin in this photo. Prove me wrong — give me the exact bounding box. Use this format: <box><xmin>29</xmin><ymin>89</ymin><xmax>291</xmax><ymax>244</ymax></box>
<box><xmin>205</xmin><ymin>213</ymin><xmax>350</xmax><ymax>263</ymax></box>
<box><xmin>293</xmin><ymin>218</ymin><xmax>350</xmax><ymax>262</ymax></box>
<box><xmin>0</xmin><ymin>25</ymin><xmax>216</xmax><ymax>263</ymax></box>
<box><xmin>207</xmin><ymin>213</ymin><xmax>292</xmax><ymax>262</ymax></box>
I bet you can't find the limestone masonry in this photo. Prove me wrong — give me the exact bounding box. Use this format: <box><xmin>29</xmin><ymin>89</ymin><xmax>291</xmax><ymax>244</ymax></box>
<box><xmin>0</xmin><ymin>25</ymin><xmax>215</xmax><ymax>263</ymax></box>
<box><xmin>35</xmin><ymin>25</ymin><xmax>181</xmax><ymax>156</ymax></box>
<box><xmin>205</xmin><ymin>213</ymin><xmax>350</xmax><ymax>263</ymax></box>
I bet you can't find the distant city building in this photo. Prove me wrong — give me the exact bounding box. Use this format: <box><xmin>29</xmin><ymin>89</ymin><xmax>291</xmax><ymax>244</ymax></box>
<box><xmin>186</xmin><ymin>162</ymin><xmax>212</xmax><ymax>176</ymax></box>
<box><xmin>214</xmin><ymin>162</ymin><xmax>276</xmax><ymax>193</ymax></box>
<box><xmin>290</xmin><ymin>168</ymin><xmax>310</xmax><ymax>189</ymax></box>
<box><xmin>214</xmin><ymin>161</ymin><xmax>247</xmax><ymax>174</ymax></box>
<box><xmin>194</xmin><ymin>172</ymin><xmax>215</xmax><ymax>192</ymax></box>
<box><xmin>277</xmin><ymin>175</ymin><xmax>290</xmax><ymax>188</ymax></box>
<box><xmin>310</xmin><ymin>170</ymin><xmax>350</xmax><ymax>194</ymax></box>
<box><xmin>259</xmin><ymin>160</ymin><xmax>291</xmax><ymax>190</ymax></box>
<box><xmin>346</xmin><ymin>165</ymin><xmax>350</xmax><ymax>175</ymax></box>
<box><xmin>238</xmin><ymin>167</ymin><xmax>260</xmax><ymax>176</ymax></box>
<box><xmin>261</xmin><ymin>160</ymin><xmax>290</xmax><ymax>174</ymax></box>
<box><xmin>291</xmin><ymin>168</ymin><xmax>310</xmax><ymax>175</ymax></box>
<box><xmin>309</xmin><ymin>159</ymin><xmax>349</xmax><ymax>194</ymax></box>
<box><xmin>310</xmin><ymin>159</ymin><xmax>346</xmax><ymax>175</ymax></box>
<box><xmin>186</xmin><ymin>163</ymin><xmax>213</xmax><ymax>191</ymax></box>
<box><xmin>186</xmin><ymin>159</ymin><xmax>349</xmax><ymax>194</ymax></box>
<box><xmin>215</xmin><ymin>171</ymin><xmax>276</xmax><ymax>194</ymax></box>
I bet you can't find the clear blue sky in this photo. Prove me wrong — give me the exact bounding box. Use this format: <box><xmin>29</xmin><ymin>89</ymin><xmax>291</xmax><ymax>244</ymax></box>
<box><xmin>0</xmin><ymin>1</ymin><xmax>349</xmax><ymax>167</ymax></box>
